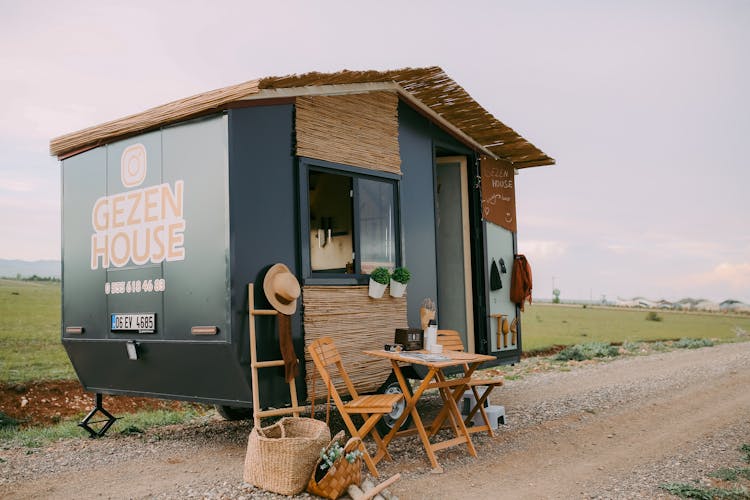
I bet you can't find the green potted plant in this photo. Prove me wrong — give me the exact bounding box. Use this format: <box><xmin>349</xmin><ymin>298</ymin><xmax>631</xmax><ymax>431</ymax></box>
<box><xmin>368</xmin><ymin>267</ymin><xmax>390</xmax><ymax>298</ymax></box>
<box><xmin>389</xmin><ymin>267</ymin><xmax>411</xmax><ymax>297</ymax></box>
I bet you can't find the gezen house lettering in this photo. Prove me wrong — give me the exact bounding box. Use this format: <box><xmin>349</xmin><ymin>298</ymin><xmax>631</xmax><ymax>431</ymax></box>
<box><xmin>90</xmin><ymin>181</ymin><xmax>186</xmax><ymax>269</ymax></box>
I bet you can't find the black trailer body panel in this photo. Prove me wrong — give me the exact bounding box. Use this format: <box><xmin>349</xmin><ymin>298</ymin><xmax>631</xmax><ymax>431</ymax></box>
<box><xmin>397</xmin><ymin>102</ymin><xmax>439</xmax><ymax>329</ymax></box>
<box><xmin>63</xmin><ymin>340</ymin><xmax>249</xmax><ymax>405</ymax></box>
<box><xmin>61</xmin><ymin>115</ymin><xmax>237</xmax><ymax>404</ymax></box>
<box><xmin>227</xmin><ymin>104</ymin><xmax>304</xmax><ymax>407</ymax></box>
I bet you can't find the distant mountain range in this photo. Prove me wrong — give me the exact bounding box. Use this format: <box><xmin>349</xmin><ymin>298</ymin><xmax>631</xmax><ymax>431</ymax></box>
<box><xmin>0</xmin><ymin>259</ymin><xmax>61</xmax><ymax>279</ymax></box>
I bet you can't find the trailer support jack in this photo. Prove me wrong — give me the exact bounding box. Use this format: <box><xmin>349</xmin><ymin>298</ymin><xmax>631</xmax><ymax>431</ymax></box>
<box><xmin>78</xmin><ymin>393</ymin><xmax>118</xmax><ymax>438</ymax></box>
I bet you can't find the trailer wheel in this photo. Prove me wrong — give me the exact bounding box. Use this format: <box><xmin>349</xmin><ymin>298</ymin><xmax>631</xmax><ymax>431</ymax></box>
<box><xmin>214</xmin><ymin>405</ymin><xmax>252</xmax><ymax>421</ymax></box>
<box><xmin>375</xmin><ymin>373</ymin><xmax>413</xmax><ymax>435</ymax></box>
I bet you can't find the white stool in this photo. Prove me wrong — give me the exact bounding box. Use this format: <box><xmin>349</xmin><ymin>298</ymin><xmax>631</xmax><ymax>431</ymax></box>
<box><xmin>460</xmin><ymin>386</ymin><xmax>490</xmax><ymax>415</ymax></box>
<box><xmin>472</xmin><ymin>405</ymin><xmax>506</xmax><ymax>430</ymax></box>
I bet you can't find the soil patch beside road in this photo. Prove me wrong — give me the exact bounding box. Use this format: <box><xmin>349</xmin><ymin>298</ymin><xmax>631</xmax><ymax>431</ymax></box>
<box><xmin>0</xmin><ymin>380</ymin><xmax>192</xmax><ymax>427</ymax></box>
<box><xmin>1</xmin><ymin>342</ymin><xmax>749</xmax><ymax>499</ymax></box>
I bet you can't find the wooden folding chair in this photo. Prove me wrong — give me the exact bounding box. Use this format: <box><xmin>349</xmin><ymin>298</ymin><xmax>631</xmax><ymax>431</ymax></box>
<box><xmin>436</xmin><ymin>329</ymin><xmax>504</xmax><ymax>437</ymax></box>
<box><xmin>308</xmin><ymin>337</ymin><xmax>403</xmax><ymax>477</ymax></box>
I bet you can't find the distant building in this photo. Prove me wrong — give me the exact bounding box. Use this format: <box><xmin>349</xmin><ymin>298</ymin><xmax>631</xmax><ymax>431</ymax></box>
<box><xmin>720</xmin><ymin>300</ymin><xmax>750</xmax><ymax>313</ymax></box>
<box><xmin>695</xmin><ymin>300</ymin><xmax>720</xmax><ymax>312</ymax></box>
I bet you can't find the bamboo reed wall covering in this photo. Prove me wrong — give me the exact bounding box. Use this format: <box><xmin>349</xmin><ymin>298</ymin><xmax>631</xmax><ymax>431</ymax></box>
<box><xmin>295</xmin><ymin>92</ymin><xmax>400</xmax><ymax>174</ymax></box>
<box><xmin>303</xmin><ymin>286</ymin><xmax>407</xmax><ymax>399</ymax></box>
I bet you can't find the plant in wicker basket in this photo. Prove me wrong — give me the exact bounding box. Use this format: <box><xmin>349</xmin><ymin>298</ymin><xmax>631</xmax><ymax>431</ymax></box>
<box><xmin>307</xmin><ymin>431</ymin><xmax>363</xmax><ymax>499</ymax></box>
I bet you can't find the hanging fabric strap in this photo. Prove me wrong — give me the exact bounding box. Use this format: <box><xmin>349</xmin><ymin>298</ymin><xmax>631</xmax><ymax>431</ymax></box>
<box><xmin>278</xmin><ymin>313</ymin><xmax>299</xmax><ymax>382</ymax></box>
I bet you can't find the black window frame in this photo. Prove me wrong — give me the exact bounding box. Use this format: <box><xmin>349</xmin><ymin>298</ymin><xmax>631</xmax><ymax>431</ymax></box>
<box><xmin>298</xmin><ymin>157</ymin><xmax>402</xmax><ymax>285</ymax></box>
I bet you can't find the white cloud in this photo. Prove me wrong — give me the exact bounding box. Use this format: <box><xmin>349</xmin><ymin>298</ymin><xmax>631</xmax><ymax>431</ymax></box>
<box><xmin>668</xmin><ymin>262</ymin><xmax>750</xmax><ymax>302</ymax></box>
<box><xmin>518</xmin><ymin>239</ymin><xmax>568</xmax><ymax>260</ymax></box>
<box><xmin>604</xmin><ymin>243</ymin><xmax>633</xmax><ymax>255</ymax></box>
<box><xmin>695</xmin><ymin>262</ymin><xmax>750</xmax><ymax>289</ymax></box>
<box><xmin>602</xmin><ymin>233</ymin><xmax>729</xmax><ymax>260</ymax></box>
<box><xmin>0</xmin><ymin>176</ymin><xmax>33</xmax><ymax>193</ymax></box>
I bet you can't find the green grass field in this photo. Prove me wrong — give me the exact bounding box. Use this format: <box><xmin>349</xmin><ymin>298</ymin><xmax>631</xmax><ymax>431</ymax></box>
<box><xmin>0</xmin><ymin>279</ymin><xmax>74</xmax><ymax>382</ymax></box>
<box><xmin>522</xmin><ymin>303</ymin><xmax>750</xmax><ymax>352</ymax></box>
<box><xmin>2</xmin><ymin>279</ymin><xmax>749</xmax><ymax>383</ymax></box>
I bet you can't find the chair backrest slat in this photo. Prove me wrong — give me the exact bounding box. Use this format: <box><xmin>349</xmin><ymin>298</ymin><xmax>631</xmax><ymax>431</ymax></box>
<box><xmin>310</xmin><ymin>337</ymin><xmax>342</xmax><ymax>366</ymax></box>
<box><xmin>436</xmin><ymin>330</ymin><xmax>465</xmax><ymax>352</ymax></box>
<box><xmin>308</xmin><ymin>337</ymin><xmax>358</xmax><ymax>399</ymax></box>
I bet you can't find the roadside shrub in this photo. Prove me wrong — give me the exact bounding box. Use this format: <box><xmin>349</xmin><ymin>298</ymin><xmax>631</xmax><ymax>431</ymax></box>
<box><xmin>651</xmin><ymin>341</ymin><xmax>669</xmax><ymax>351</ymax></box>
<box><xmin>710</xmin><ymin>467</ymin><xmax>750</xmax><ymax>481</ymax></box>
<box><xmin>622</xmin><ymin>341</ymin><xmax>641</xmax><ymax>353</ymax></box>
<box><xmin>659</xmin><ymin>482</ymin><xmax>748</xmax><ymax>499</ymax></box>
<box><xmin>674</xmin><ymin>338</ymin><xmax>714</xmax><ymax>349</ymax></box>
<box><xmin>555</xmin><ymin>342</ymin><xmax>620</xmax><ymax>362</ymax></box>
<box><xmin>645</xmin><ymin>311</ymin><xmax>662</xmax><ymax>322</ymax></box>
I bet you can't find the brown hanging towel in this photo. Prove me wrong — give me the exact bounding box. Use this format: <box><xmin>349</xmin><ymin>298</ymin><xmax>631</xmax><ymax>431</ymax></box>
<box><xmin>510</xmin><ymin>254</ymin><xmax>533</xmax><ymax>311</ymax></box>
<box><xmin>277</xmin><ymin>313</ymin><xmax>299</xmax><ymax>382</ymax></box>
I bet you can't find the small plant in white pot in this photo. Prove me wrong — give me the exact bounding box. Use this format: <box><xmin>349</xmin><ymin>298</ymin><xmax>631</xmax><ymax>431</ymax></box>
<box><xmin>390</xmin><ymin>267</ymin><xmax>411</xmax><ymax>297</ymax></box>
<box><xmin>368</xmin><ymin>267</ymin><xmax>390</xmax><ymax>298</ymax></box>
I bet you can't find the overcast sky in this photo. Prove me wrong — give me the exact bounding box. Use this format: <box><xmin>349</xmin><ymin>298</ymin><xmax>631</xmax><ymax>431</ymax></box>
<box><xmin>1</xmin><ymin>0</ymin><xmax>748</xmax><ymax>303</ymax></box>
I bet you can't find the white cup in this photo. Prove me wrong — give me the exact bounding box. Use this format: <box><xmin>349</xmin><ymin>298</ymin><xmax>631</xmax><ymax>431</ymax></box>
<box><xmin>429</xmin><ymin>343</ymin><xmax>443</xmax><ymax>354</ymax></box>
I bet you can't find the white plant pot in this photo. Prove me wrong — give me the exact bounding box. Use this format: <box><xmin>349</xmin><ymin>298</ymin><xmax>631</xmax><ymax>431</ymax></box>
<box><xmin>389</xmin><ymin>279</ymin><xmax>407</xmax><ymax>298</ymax></box>
<box><xmin>368</xmin><ymin>278</ymin><xmax>387</xmax><ymax>298</ymax></box>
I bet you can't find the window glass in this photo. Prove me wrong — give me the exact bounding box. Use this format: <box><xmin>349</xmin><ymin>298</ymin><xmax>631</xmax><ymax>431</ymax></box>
<box><xmin>305</xmin><ymin>165</ymin><xmax>398</xmax><ymax>279</ymax></box>
<box><xmin>358</xmin><ymin>178</ymin><xmax>396</xmax><ymax>274</ymax></box>
<box><xmin>309</xmin><ymin>172</ymin><xmax>354</xmax><ymax>273</ymax></box>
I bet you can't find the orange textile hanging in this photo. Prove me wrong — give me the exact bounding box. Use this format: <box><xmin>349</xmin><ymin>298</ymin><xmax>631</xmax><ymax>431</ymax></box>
<box><xmin>510</xmin><ymin>255</ymin><xmax>532</xmax><ymax>311</ymax></box>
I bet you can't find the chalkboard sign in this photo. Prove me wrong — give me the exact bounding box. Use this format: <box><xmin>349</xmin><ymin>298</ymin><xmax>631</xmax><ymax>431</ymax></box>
<box><xmin>480</xmin><ymin>157</ymin><xmax>517</xmax><ymax>232</ymax></box>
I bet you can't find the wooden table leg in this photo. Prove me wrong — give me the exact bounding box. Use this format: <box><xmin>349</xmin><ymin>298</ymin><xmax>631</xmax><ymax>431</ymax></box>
<box><xmin>429</xmin><ymin>362</ymin><xmax>482</xmax><ymax>436</ymax></box>
<box><xmin>432</xmin><ymin>371</ymin><xmax>477</xmax><ymax>458</ymax></box>
<box><xmin>375</xmin><ymin>363</ymin><xmax>443</xmax><ymax>473</ymax></box>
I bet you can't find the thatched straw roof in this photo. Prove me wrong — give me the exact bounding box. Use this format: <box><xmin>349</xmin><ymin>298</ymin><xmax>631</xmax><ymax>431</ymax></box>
<box><xmin>49</xmin><ymin>67</ymin><xmax>554</xmax><ymax>167</ymax></box>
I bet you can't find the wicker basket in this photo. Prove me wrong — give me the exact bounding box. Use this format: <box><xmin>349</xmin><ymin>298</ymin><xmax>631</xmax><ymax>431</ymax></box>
<box><xmin>307</xmin><ymin>431</ymin><xmax>363</xmax><ymax>499</ymax></box>
<box><xmin>243</xmin><ymin>417</ymin><xmax>331</xmax><ymax>495</ymax></box>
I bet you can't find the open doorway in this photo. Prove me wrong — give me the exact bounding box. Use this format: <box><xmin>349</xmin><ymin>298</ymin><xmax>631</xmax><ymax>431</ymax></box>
<box><xmin>435</xmin><ymin>156</ymin><xmax>475</xmax><ymax>352</ymax></box>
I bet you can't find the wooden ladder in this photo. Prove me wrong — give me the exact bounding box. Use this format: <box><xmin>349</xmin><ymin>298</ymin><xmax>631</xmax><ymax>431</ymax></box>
<box><xmin>248</xmin><ymin>283</ymin><xmax>306</xmax><ymax>428</ymax></box>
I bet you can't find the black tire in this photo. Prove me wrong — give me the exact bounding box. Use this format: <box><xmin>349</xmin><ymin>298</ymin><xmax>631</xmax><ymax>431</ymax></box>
<box><xmin>214</xmin><ymin>405</ymin><xmax>253</xmax><ymax>421</ymax></box>
<box><xmin>375</xmin><ymin>373</ymin><xmax>413</xmax><ymax>435</ymax></box>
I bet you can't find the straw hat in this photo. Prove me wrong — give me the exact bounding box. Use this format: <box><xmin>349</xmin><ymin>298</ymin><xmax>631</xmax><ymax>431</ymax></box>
<box><xmin>263</xmin><ymin>263</ymin><xmax>301</xmax><ymax>315</ymax></box>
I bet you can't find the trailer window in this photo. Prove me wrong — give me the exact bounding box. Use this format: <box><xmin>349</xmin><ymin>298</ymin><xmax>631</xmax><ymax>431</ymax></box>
<box><xmin>305</xmin><ymin>165</ymin><xmax>399</xmax><ymax>282</ymax></box>
<box><xmin>309</xmin><ymin>171</ymin><xmax>354</xmax><ymax>273</ymax></box>
<box><xmin>357</xmin><ymin>178</ymin><xmax>396</xmax><ymax>274</ymax></box>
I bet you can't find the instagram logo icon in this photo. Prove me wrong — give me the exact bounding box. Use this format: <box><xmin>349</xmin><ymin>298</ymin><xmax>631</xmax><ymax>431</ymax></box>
<box><xmin>121</xmin><ymin>143</ymin><xmax>147</xmax><ymax>188</ymax></box>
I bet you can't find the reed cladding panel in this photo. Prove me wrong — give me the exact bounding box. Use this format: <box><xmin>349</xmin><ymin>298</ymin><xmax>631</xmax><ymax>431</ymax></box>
<box><xmin>303</xmin><ymin>286</ymin><xmax>407</xmax><ymax>399</ymax></box>
<box><xmin>295</xmin><ymin>92</ymin><xmax>401</xmax><ymax>174</ymax></box>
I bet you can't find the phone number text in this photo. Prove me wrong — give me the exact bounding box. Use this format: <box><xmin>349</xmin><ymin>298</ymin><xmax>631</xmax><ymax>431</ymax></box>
<box><xmin>105</xmin><ymin>279</ymin><xmax>166</xmax><ymax>295</ymax></box>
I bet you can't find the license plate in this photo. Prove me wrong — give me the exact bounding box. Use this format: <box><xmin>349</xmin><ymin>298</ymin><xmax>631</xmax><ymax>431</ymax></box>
<box><xmin>111</xmin><ymin>313</ymin><xmax>156</xmax><ymax>333</ymax></box>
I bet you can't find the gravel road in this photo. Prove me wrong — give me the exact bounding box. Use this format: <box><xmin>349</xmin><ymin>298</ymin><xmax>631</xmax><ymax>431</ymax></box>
<box><xmin>1</xmin><ymin>341</ymin><xmax>749</xmax><ymax>499</ymax></box>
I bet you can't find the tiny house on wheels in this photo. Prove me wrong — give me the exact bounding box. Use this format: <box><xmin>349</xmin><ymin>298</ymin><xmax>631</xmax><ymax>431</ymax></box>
<box><xmin>50</xmin><ymin>67</ymin><xmax>554</xmax><ymax>433</ymax></box>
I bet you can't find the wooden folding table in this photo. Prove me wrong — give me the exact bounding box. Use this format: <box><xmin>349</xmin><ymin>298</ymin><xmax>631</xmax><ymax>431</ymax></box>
<box><xmin>363</xmin><ymin>349</ymin><xmax>495</xmax><ymax>473</ymax></box>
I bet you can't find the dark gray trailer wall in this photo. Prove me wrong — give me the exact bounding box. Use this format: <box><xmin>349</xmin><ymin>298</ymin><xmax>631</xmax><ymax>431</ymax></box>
<box><xmin>397</xmin><ymin>103</ymin><xmax>474</xmax><ymax>329</ymax></box>
<box><xmin>61</xmin><ymin>115</ymin><xmax>251</xmax><ymax>406</ymax></box>
<box><xmin>227</xmin><ymin>104</ymin><xmax>301</xmax><ymax>406</ymax></box>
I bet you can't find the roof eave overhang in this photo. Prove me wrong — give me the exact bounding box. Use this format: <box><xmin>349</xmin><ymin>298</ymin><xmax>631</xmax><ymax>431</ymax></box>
<box><xmin>240</xmin><ymin>82</ymin><xmax>501</xmax><ymax>160</ymax></box>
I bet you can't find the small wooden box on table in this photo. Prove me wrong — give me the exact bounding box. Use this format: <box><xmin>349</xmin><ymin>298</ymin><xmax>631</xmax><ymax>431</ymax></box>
<box><xmin>363</xmin><ymin>349</ymin><xmax>495</xmax><ymax>473</ymax></box>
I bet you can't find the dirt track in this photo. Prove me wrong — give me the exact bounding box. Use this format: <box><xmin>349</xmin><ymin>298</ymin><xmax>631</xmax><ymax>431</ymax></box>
<box><xmin>1</xmin><ymin>342</ymin><xmax>749</xmax><ymax>499</ymax></box>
